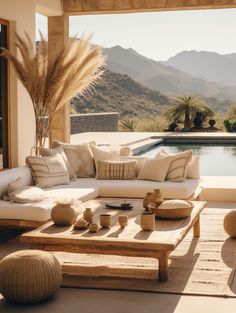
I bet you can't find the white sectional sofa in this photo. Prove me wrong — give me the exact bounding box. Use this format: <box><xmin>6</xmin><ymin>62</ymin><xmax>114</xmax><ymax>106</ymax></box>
<box><xmin>0</xmin><ymin>165</ymin><xmax>200</xmax><ymax>229</ymax></box>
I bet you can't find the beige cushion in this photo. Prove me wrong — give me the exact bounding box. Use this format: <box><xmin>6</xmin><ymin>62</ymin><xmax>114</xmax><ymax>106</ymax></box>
<box><xmin>120</xmin><ymin>146</ymin><xmax>132</xmax><ymax>156</ymax></box>
<box><xmin>96</xmin><ymin>160</ymin><xmax>136</xmax><ymax>180</ymax></box>
<box><xmin>68</xmin><ymin>177</ymin><xmax>199</xmax><ymax>199</ymax></box>
<box><xmin>26</xmin><ymin>155</ymin><xmax>70</xmax><ymax>188</ymax></box>
<box><xmin>8</xmin><ymin>186</ymin><xmax>45</xmax><ymax>203</ymax></box>
<box><xmin>158</xmin><ymin>199</ymin><xmax>192</xmax><ymax>209</ymax></box>
<box><xmin>187</xmin><ymin>156</ymin><xmax>200</xmax><ymax>179</ymax></box>
<box><xmin>137</xmin><ymin>157</ymin><xmax>172</xmax><ymax>182</ymax></box>
<box><xmin>38</xmin><ymin>146</ymin><xmax>76</xmax><ymax>181</ymax></box>
<box><xmin>156</xmin><ymin>150</ymin><xmax>192</xmax><ymax>182</ymax></box>
<box><xmin>8</xmin><ymin>177</ymin><xmax>25</xmax><ymax>194</ymax></box>
<box><xmin>52</xmin><ymin>141</ymin><xmax>95</xmax><ymax>178</ymax></box>
<box><xmin>0</xmin><ymin>167</ymin><xmax>33</xmax><ymax>198</ymax></box>
<box><xmin>90</xmin><ymin>145</ymin><xmax>120</xmax><ymax>175</ymax></box>
<box><xmin>0</xmin><ymin>199</ymin><xmax>54</xmax><ymax>221</ymax></box>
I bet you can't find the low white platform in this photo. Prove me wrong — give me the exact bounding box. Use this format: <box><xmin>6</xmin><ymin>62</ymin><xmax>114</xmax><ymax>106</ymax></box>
<box><xmin>200</xmin><ymin>176</ymin><xmax>236</xmax><ymax>202</ymax></box>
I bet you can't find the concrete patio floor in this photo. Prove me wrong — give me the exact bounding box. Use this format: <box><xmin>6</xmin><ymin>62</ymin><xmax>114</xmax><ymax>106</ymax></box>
<box><xmin>1</xmin><ymin>288</ymin><xmax>236</xmax><ymax>313</ymax></box>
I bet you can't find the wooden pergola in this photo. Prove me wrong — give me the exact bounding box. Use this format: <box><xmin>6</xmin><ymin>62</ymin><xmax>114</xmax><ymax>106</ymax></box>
<box><xmin>49</xmin><ymin>0</ymin><xmax>236</xmax><ymax>142</ymax></box>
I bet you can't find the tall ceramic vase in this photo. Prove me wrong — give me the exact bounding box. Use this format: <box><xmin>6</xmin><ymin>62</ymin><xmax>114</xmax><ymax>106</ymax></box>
<box><xmin>150</xmin><ymin>189</ymin><xmax>163</xmax><ymax>207</ymax></box>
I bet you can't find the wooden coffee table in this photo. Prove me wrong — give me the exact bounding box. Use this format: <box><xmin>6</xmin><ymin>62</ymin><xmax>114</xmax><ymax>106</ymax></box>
<box><xmin>21</xmin><ymin>199</ymin><xmax>206</xmax><ymax>282</ymax></box>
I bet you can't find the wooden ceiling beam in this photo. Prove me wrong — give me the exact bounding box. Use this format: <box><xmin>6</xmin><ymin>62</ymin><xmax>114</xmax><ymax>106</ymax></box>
<box><xmin>63</xmin><ymin>0</ymin><xmax>236</xmax><ymax>15</ymax></box>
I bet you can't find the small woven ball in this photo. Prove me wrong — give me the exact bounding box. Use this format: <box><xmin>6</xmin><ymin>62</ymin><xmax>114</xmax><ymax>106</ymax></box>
<box><xmin>0</xmin><ymin>250</ymin><xmax>62</xmax><ymax>304</ymax></box>
<box><xmin>223</xmin><ymin>210</ymin><xmax>236</xmax><ymax>238</ymax></box>
<box><xmin>51</xmin><ymin>203</ymin><xmax>77</xmax><ymax>226</ymax></box>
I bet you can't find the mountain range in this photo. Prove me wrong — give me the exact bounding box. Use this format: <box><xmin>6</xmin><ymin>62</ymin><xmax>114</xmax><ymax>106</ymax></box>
<box><xmin>163</xmin><ymin>50</ymin><xmax>236</xmax><ymax>86</ymax></box>
<box><xmin>71</xmin><ymin>70</ymin><xmax>170</xmax><ymax>118</ymax></box>
<box><xmin>104</xmin><ymin>46</ymin><xmax>236</xmax><ymax>101</ymax></box>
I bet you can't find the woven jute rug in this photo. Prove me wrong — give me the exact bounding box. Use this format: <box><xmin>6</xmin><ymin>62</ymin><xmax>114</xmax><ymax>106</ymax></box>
<box><xmin>1</xmin><ymin>207</ymin><xmax>236</xmax><ymax>297</ymax></box>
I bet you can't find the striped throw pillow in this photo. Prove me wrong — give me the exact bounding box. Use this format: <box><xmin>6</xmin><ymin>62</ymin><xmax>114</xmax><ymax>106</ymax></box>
<box><xmin>156</xmin><ymin>150</ymin><xmax>192</xmax><ymax>182</ymax></box>
<box><xmin>26</xmin><ymin>155</ymin><xmax>70</xmax><ymax>188</ymax></box>
<box><xmin>96</xmin><ymin>160</ymin><xmax>136</xmax><ymax>180</ymax></box>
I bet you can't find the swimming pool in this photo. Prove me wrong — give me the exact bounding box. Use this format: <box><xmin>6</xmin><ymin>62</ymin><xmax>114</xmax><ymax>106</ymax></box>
<box><xmin>139</xmin><ymin>143</ymin><xmax>236</xmax><ymax>176</ymax></box>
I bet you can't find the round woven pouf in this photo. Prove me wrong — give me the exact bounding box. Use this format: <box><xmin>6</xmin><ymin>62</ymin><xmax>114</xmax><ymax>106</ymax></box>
<box><xmin>223</xmin><ymin>210</ymin><xmax>236</xmax><ymax>238</ymax></box>
<box><xmin>0</xmin><ymin>250</ymin><xmax>62</xmax><ymax>304</ymax></box>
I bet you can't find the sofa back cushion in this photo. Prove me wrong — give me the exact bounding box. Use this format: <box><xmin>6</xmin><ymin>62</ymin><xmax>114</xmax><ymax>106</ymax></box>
<box><xmin>0</xmin><ymin>167</ymin><xmax>33</xmax><ymax>198</ymax></box>
<box><xmin>52</xmin><ymin>140</ymin><xmax>95</xmax><ymax>178</ymax></box>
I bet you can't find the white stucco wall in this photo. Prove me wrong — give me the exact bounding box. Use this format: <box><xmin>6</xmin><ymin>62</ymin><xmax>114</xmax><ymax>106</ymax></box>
<box><xmin>0</xmin><ymin>0</ymin><xmax>62</xmax><ymax>166</ymax></box>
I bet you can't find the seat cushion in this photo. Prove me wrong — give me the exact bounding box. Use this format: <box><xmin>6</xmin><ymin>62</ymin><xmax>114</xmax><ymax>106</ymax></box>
<box><xmin>68</xmin><ymin>178</ymin><xmax>199</xmax><ymax>199</ymax></box>
<box><xmin>0</xmin><ymin>200</ymin><xmax>53</xmax><ymax>222</ymax></box>
<box><xmin>44</xmin><ymin>185</ymin><xmax>100</xmax><ymax>203</ymax></box>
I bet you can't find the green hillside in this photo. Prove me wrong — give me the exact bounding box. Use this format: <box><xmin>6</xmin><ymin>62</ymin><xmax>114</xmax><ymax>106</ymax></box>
<box><xmin>71</xmin><ymin>70</ymin><xmax>170</xmax><ymax>118</ymax></box>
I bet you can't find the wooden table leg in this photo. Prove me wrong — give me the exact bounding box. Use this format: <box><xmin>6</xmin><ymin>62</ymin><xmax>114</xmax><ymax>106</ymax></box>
<box><xmin>158</xmin><ymin>253</ymin><xmax>169</xmax><ymax>282</ymax></box>
<box><xmin>193</xmin><ymin>215</ymin><xmax>200</xmax><ymax>238</ymax></box>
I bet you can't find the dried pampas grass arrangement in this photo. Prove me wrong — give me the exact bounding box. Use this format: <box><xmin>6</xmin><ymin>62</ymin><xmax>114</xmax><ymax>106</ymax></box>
<box><xmin>1</xmin><ymin>32</ymin><xmax>105</xmax><ymax>148</ymax></box>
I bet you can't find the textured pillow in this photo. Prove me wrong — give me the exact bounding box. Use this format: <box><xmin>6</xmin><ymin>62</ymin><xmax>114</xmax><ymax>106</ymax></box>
<box><xmin>137</xmin><ymin>157</ymin><xmax>172</xmax><ymax>182</ymax></box>
<box><xmin>90</xmin><ymin>145</ymin><xmax>120</xmax><ymax>175</ymax></box>
<box><xmin>187</xmin><ymin>156</ymin><xmax>200</xmax><ymax>179</ymax></box>
<box><xmin>52</xmin><ymin>141</ymin><xmax>95</xmax><ymax>178</ymax></box>
<box><xmin>26</xmin><ymin>154</ymin><xmax>70</xmax><ymax>188</ymax></box>
<box><xmin>8</xmin><ymin>186</ymin><xmax>45</xmax><ymax>203</ymax></box>
<box><xmin>8</xmin><ymin>177</ymin><xmax>25</xmax><ymax>194</ymax></box>
<box><xmin>38</xmin><ymin>145</ymin><xmax>76</xmax><ymax>181</ymax></box>
<box><xmin>96</xmin><ymin>160</ymin><xmax>136</xmax><ymax>180</ymax></box>
<box><xmin>156</xmin><ymin>150</ymin><xmax>192</xmax><ymax>182</ymax></box>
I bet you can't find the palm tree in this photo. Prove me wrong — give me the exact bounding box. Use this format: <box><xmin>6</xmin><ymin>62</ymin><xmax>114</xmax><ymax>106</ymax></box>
<box><xmin>165</xmin><ymin>96</ymin><xmax>214</xmax><ymax>129</ymax></box>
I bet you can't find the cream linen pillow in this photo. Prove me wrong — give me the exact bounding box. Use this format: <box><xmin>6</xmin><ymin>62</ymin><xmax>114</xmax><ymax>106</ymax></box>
<box><xmin>7</xmin><ymin>177</ymin><xmax>25</xmax><ymax>194</ymax></box>
<box><xmin>8</xmin><ymin>186</ymin><xmax>45</xmax><ymax>203</ymax></box>
<box><xmin>90</xmin><ymin>145</ymin><xmax>120</xmax><ymax>175</ymax></box>
<box><xmin>187</xmin><ymin>156</ymin><xmax>200</xmax><ymax>179</ymax></box>
<box><xmin>137</xmin><ymin>157</ymin><xmax>172</xmax><ymax>182</ymax></box>
<box><xmin>52</xmin><ymin>140</ymin><xmax>95</xmax><ymax>178</ymax></box>
<box><xmin>38</xmin><ymin>145</ymin><xmax>76</xmax><ymax>181</ymax></box>
<box><xmin>156</xmin><ymin>149</ymin><xmax>192</xmax><ymax>182</ymax></box>
<box><xmin>26</xmin><ymin>154</ymin><xmax>70</xmax><ymax>188</ymax></box>
<box><xmin>97</xmin><ymin>160</ymin><xmax>136</xmax><ymax>180</ymax></box>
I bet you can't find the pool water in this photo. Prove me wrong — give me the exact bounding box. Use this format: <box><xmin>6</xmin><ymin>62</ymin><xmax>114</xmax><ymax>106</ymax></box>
<box><xmin>140</xmin><ymin>143</ymin><xmax>236</xmax><ymax>176</ymax></box>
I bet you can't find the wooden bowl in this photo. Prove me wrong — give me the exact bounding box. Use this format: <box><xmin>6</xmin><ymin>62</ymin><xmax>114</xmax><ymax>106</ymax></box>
<box><xmin>154</xmin><ymin>201</ymin><xmax>193</xmax><ymax>219</ymax></box>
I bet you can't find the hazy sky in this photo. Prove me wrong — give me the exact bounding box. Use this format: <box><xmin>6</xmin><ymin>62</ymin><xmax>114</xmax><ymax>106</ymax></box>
<box><xmin>36</xmin><ymin>8</ymin><xmax>236</xmax><ymax>61</ymax></box>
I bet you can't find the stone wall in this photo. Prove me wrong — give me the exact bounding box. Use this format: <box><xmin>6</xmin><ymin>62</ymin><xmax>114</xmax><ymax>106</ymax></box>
<box><xmin>70</xmin><ymin>112</ymin><xmax>119</xmax><ymax>134</ymax></box>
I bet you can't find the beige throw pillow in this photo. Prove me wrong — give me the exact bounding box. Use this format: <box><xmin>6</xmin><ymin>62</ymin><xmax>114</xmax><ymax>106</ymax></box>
<box><xmin>137</xmin><ymin>157</ymin><xmax>172</xmax><ymax>182</ymax></box>
<box><xmin>8</xmin><ymin>186</ymin><xmax>45</xmax><ymax>203</ymax></box>
<box><xmin>90</xmin><ymin>145</ymin><xmax>120</xmax><ymax>175</ymax></box>
<box><xmin>156</xmin><ymin>149</ymin><xmax>192</xmax><ymax>182</ymax></box>
<box><xmin>52</xmin><ymin>140</ymin><xmax>95</xmax><ymax>178</ymax></box>
<box><xmin>26</xmin><ymin>154</ymin><xmax>70</xmax><ymax>188</ymax></box>
<box><xmin>38</xmin><ymin>145</ymin><xmax>76</xmax><ymax>181</ymax></box>
<box><xmin>96</xmin><ymin>160</ymin><xmax>136</xmax><ymax>180</ymax></box>
<box><xmin>120</xmin><ymin>156</ymin><xmax>148</xmax><ymax>176</ymax></box>
<box><xmin>187</xmin><ymin>156</ymin><xmax>200</xmax><ymax>179</ymax></box>
<box><xmin>8</xmin><ymin>177</ymin><xmax>25</xmax><ymax>194</ymax></box>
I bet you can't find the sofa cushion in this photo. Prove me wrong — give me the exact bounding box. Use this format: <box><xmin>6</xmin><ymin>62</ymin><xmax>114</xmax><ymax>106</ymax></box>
<box><xmin>0</xmin><ymin>199</ymin><xmax>53</xmax><ymax>222</ymax></box>
<box><xmin>137</xmin><ymin>157</ymin><xmax>171</xmax><ymax>182</ymax></box>
<box><xmin>68</xmin><ymin>178</ymin><xmax>199</xmax><ymax>199</ymax></box>
<box><xmin>52</xmin><ymin>141</ymin><xmax>95</xmax><ymax>178</ymax></box>
<box><xmin>26</xmin><ymin>155</ymin><xmax>70</xmax><ymax>188</ymax></box>
<box><xmin>44</xmin><ymin>186</ymin><xmax>100</xmax><ymax>203</ymax></box>
<box><xmin>8</xmin><ymin>186</ymin><xmax>45</xmax><ymax>203</ymax></box>
<box><xmin>156</xmin><ymin>150</ymin><xmax>192</xmax><ymax>182</ymax></box>
<box><xmin>96</xmin><ymin>160</ymin><xmax>136</xmax><ymax>180</ymax></box>
<box><xmin>0</xmin><ymin>167</ymin><xmax>33</xmax><ymax>198</ymax></box>
<box><xmin>38</xmin><ymin>145</ymin><xmax>77</xmax><ymax>181</ymax></box>
<box><xmin>90</xmin><ymin>145</ymin><xmax>120</xmax><ymax>175</ymax></box>
<box><xmin>120</xmin><ymin>156</ymin><xmax>148</xmax><ymax>176</ymax></box>
<box><xmin>187</xmin><ymin>156</ymin><xmax>200</xmax><ymax>179</ymax></box>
